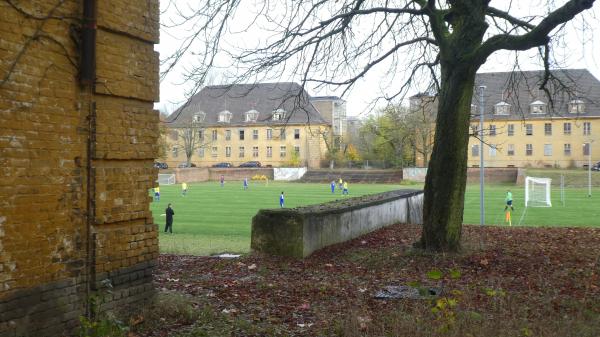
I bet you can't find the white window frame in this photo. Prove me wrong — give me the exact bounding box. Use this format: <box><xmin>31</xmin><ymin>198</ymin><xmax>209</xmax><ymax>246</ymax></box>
<box><xmin>218</xmin><ymin>111</ymin><xmax>232</xmax><ymax>123</ymax></box>
<box><xmin>253</xmin><ymin>129</ymin><xmax>259</xmax><ymax>140</ymax></box>
<box><xmin>583</xmin><ymin>122</ymin><xmax>591</xmax><ymax>135</ymax></box>
<box><xmin>525</xmin><ymin>124</ymin><xmax>533</xmax><ymax>136</ymax></box>
<box><xmin>544</xmin><ymin>123</ymin><xmax>552</xmax><ymax>136</ymax></box>
<box><xmin>211</xmin><ymin>146</ymin><xmax>218</xmax><ymax>158</ymax></box>
<box><xmin>564</xmin><ymin>144</ymin><xmax>571</xmax><ymax>156</ymax></box>
<box><xmin>211</xmin><ymin>130</ymin><xmax>218</xmax><ymax>141</ymax></box>
<box><xmin>564</xmin><ymin>123</ymin><xmax>571</xmax><ymax>135</ymax></box>
<box><xmin>507</xmin><ymin>144</ymin><xmax>515</xmax><ymax>156</ymax></box>
<box><xmin>543</xmin><ymin>144</ymin><xmax>552</xmax><ymax>156</ymax></box>
<box><xmin>239</xmin><ymin>146</ymin><xmax>245</xmax><ymax>158</ymax></box>
<box><xmin>526</xmin><ymin>144</ymin><xmax>533</xmax><ymax>156</ymax></box>
<box><xmin>225</xmin><ymin>146</ymin><xmax>231</xmax><ymax>158</ymax></box>
<box><xmin>507</xmin><ymin>124</ymin><xmax>514</xmax><ymax>136</ymax></box>
<box><xmin>266</xmin><ymin>129</ymin><xmax>273</xmax><ymax>140</ymax></box>
<box><xmin>471</xmin><ymin>144</ymin><xmax>479</xmax><ymax>157</ymax></box>
<box><xmin>280</xmin><ymin>145</ymin><xmax>287</xmax><ymax>157</ymax></box>
<box><xmin>266</xmin><ymin>146</ymin><xmax>273</xmax><ymax>158</ymax></box>
<box><xmin>252</xmin><ymin>146</ymin><xmax>259</xmax><ymax>158</ymax></box>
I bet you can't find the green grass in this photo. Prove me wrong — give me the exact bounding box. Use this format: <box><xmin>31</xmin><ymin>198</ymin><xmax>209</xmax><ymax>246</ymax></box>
<box><xmin>151</xmin><ymin>181</ymin><xmax>600</xmax><ymax>255</ymax></box>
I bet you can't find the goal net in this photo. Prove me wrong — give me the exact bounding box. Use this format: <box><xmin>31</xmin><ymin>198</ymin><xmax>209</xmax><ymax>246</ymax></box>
<box><xmin>157</xmin><ymin>174</ymin><xmax>176</xmax><ymax>185</ymax></box>
<box><xmin>525</xmin><ymin>176</ymin><xmax>552</xmax><ymax>207</ymax></box>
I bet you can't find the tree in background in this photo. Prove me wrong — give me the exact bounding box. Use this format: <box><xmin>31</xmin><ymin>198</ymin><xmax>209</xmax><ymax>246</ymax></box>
<box><xmin>163</xmin><ymin>0</ymin><xmax>597</xmax><ymax>251</ymax></box>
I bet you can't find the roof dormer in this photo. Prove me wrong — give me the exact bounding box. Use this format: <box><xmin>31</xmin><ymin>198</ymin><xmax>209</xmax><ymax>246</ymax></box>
<box><xmin>245</xmin><ymin>110</ymin><xmax>259</xmax><ymax>122</ymax></box>
<box><xmin>529</xmin><ymin>100</ymin><xmax>546</xmax><ymax>114</ymax></box>
<box><xmin>568</xmin><ymin>99</ymin><xmax>585</xmax><ymax>114</ymax></box>
<box><xmin>272</xmin><ymin>108</ymin><xmax>286</xmax><ymax>121</ymax></box>
<box><xmin>218</xmin><ymin>110</ymin><xmax>232</xmax><ymax>123</ymax></box>
<box><xmin>192</xmin><ymin>112</ymin><xmax>206</xmax><ymax>123</ymax></box>
<box><xmin>494</xmin><ymin>101</ymin><xmax>510</xmax><ymax>115</ymax></box>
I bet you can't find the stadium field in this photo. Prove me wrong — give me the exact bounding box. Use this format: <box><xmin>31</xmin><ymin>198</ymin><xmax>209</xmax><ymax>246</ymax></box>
<box><xmin>150</xmin><ymin>181</ymin><xmax>600</xmax><ymax>255</ymax></box>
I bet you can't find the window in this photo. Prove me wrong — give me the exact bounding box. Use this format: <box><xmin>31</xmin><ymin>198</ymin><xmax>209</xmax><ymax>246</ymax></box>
<box><xmin>489</xmin><ymin>145</ymin><xmax>497</xmax><ymax>157</ymax></box>
<box><xmin>192</xmin><ymin>112</ymin><xmax>205</xmax><ymax>123</ymax></box>
<box><xmin>253</xmin><ymin>129</ymin><xmax>259</xmax><ymax>140</ymax></box>
<box><xmin>584</xmin><ymin>143</ymin><xmax>590</xmax><ymax>156</ymax></box>
<box><xmin>239</xmin><ymin>129</ymin><xmax>245</xmax><ymax>140</ymax></box>
<box><xmin>489</xmin><ymin>125</ymin><xmax>496</xmax><ymax>136</ymax></box>
<box><xmin>507</xmin><ymin>144</ymin><xmax>515</xmax><ymax>156</ymax></box>
<box><xmin>544</xmin><ymin>123</ymin><xmax>552</xmax><ymax>136</ymax></box>
<box><xmin>280</xmin><ymin>146</ymin><xmax>287</xmax><ymax>157</ymax></box>
<box><xmin>507</xmin><ymin>124</ymin><xmax>514</xmax><ymax>136</ymax></box>
<box><xmin>211</xmin><ymin>146</ymin><xmax>218</xmax><ymax>158</ymax></box>
<box><xmin>239</xmin><ymin>146</ymin><xmax>245</xmax><ymax>158</ymax></box>
<box><xmin>569</xmin><ymin>99</ymin><xmax>585</xmax><ymax>114</ymax></box>
<box><xmin>583</xmin><ymin>122</ymin><xmax>591</xmax><ymax>135</ymax></box>
<box><xmin>225</xmin><ymin>146</ymin><xmax>231</xmax><ymax>158</ymax></box>
<box><xmin>266</xmin><ymin>129</ymin><xmax>273</xmax><ymax>140</ymax></box>
<box><xmin>170</xmin><ymin>130</ymin><xmax>178</xmax><ymax>141</ymax></box>
<box><xmin>280</xmin><ymin>128</ymin><xmax>286</xmax><ymax>140</ymax></box>
<box><xmin>530</xmin><ymin>101</ymin><xmax>546</xmax><ymax>114</ymax></box>
<box><xmin>211</xmin><ymin>130</ymin><xmax>218</xmax><ymax>141</ymax></box>
<box><xmin>198</xmin><ymin>129</ymin><xmax>205</xmax><ymax>141</ymax></box>
<box><xmin>471</xmin><ymin>144</ymin><xmax>479</xmax><ymax>157</ymax></box>
<box><xmin>225</xmin><ymin>129</ymin><xmax>231</xmax><ymax>141</ymax></box>
<box><xmin>564</xmin><ymin>123</ymin><xmax>571</xmax><ymax>135</ymax></box>
<box><xmin>294</xmin><ymin>146</ymin><xmax>300</xmax><ymax>155</ymax></box>
<box><xmin>470</xmin><ymin>104</ymin><xmax>478</xmax><ymax>115</ymax></box>
<box><xmin>525</xmin><ymin>124</ymin><xmax>533</xmax><ymax>136</ymax></box>
<box><xmin>564</xmin><ymin>144</ymin><xmax>571</xmax><ymax>156</ymax></box>
<box><xmin>272</xmin><ymin>109</ymin><xmax>285</xmax><ymax>121</ymax></box>
<box><xmin>471</xmin><ymin>124</ymin><xmax>479</xmax><ymax>134</ymax></box>
<box><xmin>253</xmin><ymin>146</ymin><xmax>259</xmax><ymax>158</ymax></box>
<box><xmin>198</xmin><ymin>147</ymin><xmax>205</xmax><ymax>158</ymax></box>
<box><xmin>526</xmin><ymin>144</ymin><xmax>533</xmax><ymax>156</ymax></box>
<box><xmin>218</xmin><ymin>111</ymin><xmax>232</xmax><ymax>123</ymax></box>
<box><xmin>544</xmin><ymin>144</ymin><xmax>552</xmax><ymax>156</ymax></box>
<box><xmin>266</xmin><ymin>146</ymin><xmax>273</xmax><ymax>158</ymax></box>
<box><xmin>172</xmin><ymin>146</ymin><xmax>178</xmax><ymax>158</ymax></box>
<box><xmin>494</xmin><ymin>101</ymin><xmax>510</xmax><ymax>115</ymax></box>
<box><xmin>294</xmin><ymin>129</ymin><xmax>300</xmax><ymax>139</ymax></box>
<box><xmin>245</xmin><ymin>110</ymin><xmax>259</xmax><ymax>122</ymax></box>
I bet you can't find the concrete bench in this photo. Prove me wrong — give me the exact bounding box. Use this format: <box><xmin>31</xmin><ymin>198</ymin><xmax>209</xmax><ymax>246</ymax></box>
<box><xmin>251</xmin><ymin>190</ymin><xmax>423</xmax><ymax>258</ymax></box>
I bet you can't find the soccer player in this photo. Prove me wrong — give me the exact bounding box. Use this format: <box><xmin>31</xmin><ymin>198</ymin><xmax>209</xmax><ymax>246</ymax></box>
<box><xmin>181</xmin><ymin>182</ymin><xmax>187</xmax><ymax>196</ymax></box>
<box><xmin>220</xmin><ymin>175</ymin><xmax>225</xmax><ymax>187</ymax></box>
<box><xmin>243</xmin><ymin>177</ymin><xmax>248</xmax><ymax>190</ymax></box>
<box><xmin>343</xmin><ymin>181</ymin><xmax>349</xmax><ymax>195</ymax></box>
<box><xmin>165</xmin><ymin>203</ymin><xmax>174</xmax><ymax>233</ymax></box>
<box><xmin>338</xmin><ymin>177</ymin><xmax>343</xmax><ymax>190</ymax></box>
<box><xmin>279</xmin><ymin>192</ymin><xmax>285</xmax><ymax>208</ymax></box>
<box><xmin>154</xmin><ymin>186</ymin><xmax>160</xmax><ymax>201</ymax></box>
<box><xmin>330</xmin><ymin>180</ymin><xmax>336</xmax><ymax>194</ymax></box>
<box><xmin>504</xmin><ymin>190</ymin><xmax>514</xmax><ymax>211</ymax></box>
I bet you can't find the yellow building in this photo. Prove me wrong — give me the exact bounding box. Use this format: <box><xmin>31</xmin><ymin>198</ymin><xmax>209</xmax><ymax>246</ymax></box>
<box><xmin>412</xmin><ymin>69</ymin><xmax>600</xmax><ymax>168</ymax></box>
<box><xmin>163</xmin><ymin>83</ymin><xmax>333</xmax><ymax>169</ymax></box>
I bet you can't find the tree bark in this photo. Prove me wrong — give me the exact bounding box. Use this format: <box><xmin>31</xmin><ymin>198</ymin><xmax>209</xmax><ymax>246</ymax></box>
<box><xmin>419</xmin><ymin>63</ymin><xmax>478</xmax><ymax>251</ymax></box>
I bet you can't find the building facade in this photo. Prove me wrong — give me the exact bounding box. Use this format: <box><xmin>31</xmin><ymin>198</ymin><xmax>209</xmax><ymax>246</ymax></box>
<box><xmin>163</xmin><ymin>83</ymin><xmax>333</xmax><ymax>169</ymax></box>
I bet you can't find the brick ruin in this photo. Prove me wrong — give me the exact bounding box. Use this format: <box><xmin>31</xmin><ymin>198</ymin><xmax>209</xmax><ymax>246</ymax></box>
<box><xmin>0</xmin><ymin>1</ymin><xmax>159</xmax><ymax>335</ymax></box>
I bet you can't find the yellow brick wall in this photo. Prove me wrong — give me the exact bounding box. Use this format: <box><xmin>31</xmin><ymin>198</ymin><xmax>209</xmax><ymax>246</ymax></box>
<box><xmin>0</xmin><ymin>0</ymin><xmax>159</xmax><ymax>334</ymax></box>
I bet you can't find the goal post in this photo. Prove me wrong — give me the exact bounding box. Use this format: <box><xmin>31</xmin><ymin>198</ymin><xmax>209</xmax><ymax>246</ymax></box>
<box><xmin>157</xmin><ymin>173</ymin><xmax>176</xmax><ymax>185</ymax></box>
<box><xmin>524</xmin><ymin>176</ymin><xmax>552</xmax><ymax>207</ymax></box>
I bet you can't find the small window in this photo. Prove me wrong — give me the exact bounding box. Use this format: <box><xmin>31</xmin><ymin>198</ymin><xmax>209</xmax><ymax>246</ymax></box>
<box><xmin>211</xmin><ymin>130</ymin><xmax>218</xmax><ymax>141</ymax></box>
<box><xmin>198</xmin><ymin>129</ymin><xmax>204</xmax><ymax>141</ymax></box>
<box><xmin>266</xmin><ymin>146</ymin><xmax>273</xmax><ymax>158</ymax></box>
<box><xmin>239</xmin><ymin>129</ymin><xmax>245</xmax><ymax>140</ymax></box>
<box><xmin>225</xmin><ymin>129</ymin><xmax>231</xmax><ymax>141</ymax></box>
<box><xmin>170</xmin><ymin>130</ymin><xmax>178</xmax><ymax>141</ymax></box>
<box><xmin>253</xmin><ymin>129</ymin><xmax>259</xmax><ymax>140</ymax></box>
<box><xmin>253</xmin><ymin>146</ymin><xmax>259</xmax><ymax>158</ymax></box>
<box><xmin>564</xmin><ymin>123</ymin><xmax>571</xmax><ymax>135</ymax></box>
<box><xmin>471</xmin><ymin>124</ymin><xmax>479</xmax><ymax>134</ymax></box>
<box><xmin>471</xmin><ymin>144</ymin><xmax>479</xmax><ymax>157</ymax></box>
<box><xmin>218</xmin><ymin>111</ymin><xmax>232</xmax><ymax>123</ymax></box>
<box><xmin>239</xmin><ymin>146</ymin><xmax>245</xmax><ymax>158</ymax></box>
<box><xmin>245</xmin><ymin>110</ymin><xmax>259</xmax><ymax>122</ymax></box>
<box><xmin>198</xmin><ymin>147</ymin><xmax>204</xmax><ymax>158</ymax></box>
<box><xmin>489</xmin><ymin>125</ymin><xmax>496</xmax><ymax>136</ymax></box>
<box><xmin>494</xmin><ymin>101</ymin><xmax>510</xmax><ymax>115</ymax></box>
<box><xmin>489</xmin><ymin>145</ymin><xmax>497</xmax><ymax>157</ymax></box>
<box><xmin>544</xmin><ymin>144</ymin><xmax>552</xmax><ymax>156</ymax></box>
<box><xmin>192</xmin><ymin>112</ymin><xmax>205</xmax><ymax>123</ymax></box>
<box><xmin>225</xmin><ymin>146</ymin><xmax>231</xmax><ymax>158</ymax></box>
<box><xmin>172</xmin><ymin>146</ymin><xmax>178</xmax><ymax>158</ymax></box>
<box><xmin>583</xmin><ymin>122</ymin><xmax>591</xmax><ymax>135</ymax></box>
<box><xmin>564</xmin><ymin>144</ymin><xmax>571</xmax><ymax>156</ymax></box>
<box><xmin>470</xmin><ymin>104</ymin><xmax>478</xmax><ymax>115</ymax></box>
<box><xmin>583</xmin><ymin>143</ymin><xmax>590</xmax><ymax>156</ymax></box>
<box><xmin>507</xmin><ymin>144</ymin><xmax>515</xmax><ymax>156</ymax></box>
<box><xmin>526</xmin><ymin>144</ymin><xmax>533</xmax><ymax>156</ymax></box>
<box><xmin>280</xmin><ymin>146</ymin><xmax>287</xmax><ymax>157</ymax></box>
<box><xmin>525</xmin><ymin>124</ymin><xmax>533</xmax><ymax>136</ymax></box>
<box><xmin>266</xmin><ymin>129</ymin><xmax>273</xmax><ymax>140</ymax></box>
<box><xmin>294</xmin><ymin>146</ymin><xmax>300</xmax><ymax>155</ymax></box>
<box><xmin>507</xmin><ymin>124</ymin><xmax>514</xmax><ymax>136</ymax></box>
<box><xmin>272</xmin><ymin>109</ymin><xmax>286</xmax><ymax>121</ymax></box>
<box><xmin>211</xmin><ymin>146</ymin><xmax>218</xmax><ymax>158</ymax></box>
<box><xmin>544</xmin><ymin>123</ymin><xmax>552</xmax><ymax>136</ymax></box>
<box><xmin>569</xmin><ymin>99</ymin><xmax>585</xmax><ymax>114</ymax></box>
<box><xmin>530</xmin><ymin>101</ymin><xmax>546</xmax><ymax>114</ymax></box>
<box><xmin>294</xmin><ymin>129</ymin><xmax>300</xmax><ymax>139</ymax></box>
<box><xmin>280</xmin><ymin>128</ymin><xmax>286</xmax><ymax>140</ymax></box>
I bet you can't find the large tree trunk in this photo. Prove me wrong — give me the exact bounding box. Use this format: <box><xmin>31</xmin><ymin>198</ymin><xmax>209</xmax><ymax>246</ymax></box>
<box><xmin>419</xmin><ymin>64</ymin><xmax>478</xmax><ymax>251</ymax></box>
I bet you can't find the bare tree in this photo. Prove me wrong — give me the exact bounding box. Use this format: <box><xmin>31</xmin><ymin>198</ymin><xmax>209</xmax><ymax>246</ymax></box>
<box><xmin>407</xmin><ymin>95</ymin><xmax>437</xmax><ymax>167</ymax></box>
<box><xmin>162</xmin><ymin>0</ymin><xmax>596</xmax><ymax>251</ymax></box>
<box><xmin>168</xmin><ymin>111</ymin><xmax>212</xmax><ymax>167</ymax></box>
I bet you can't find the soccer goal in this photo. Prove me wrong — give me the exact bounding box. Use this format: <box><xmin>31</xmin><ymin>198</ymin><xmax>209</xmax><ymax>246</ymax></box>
<box><xmin>157</xmin><ymin>173</ymin><xmax>176</xmax><ymax>185</ymax></box>
<box><xmin>524</xmin><ymin>176</ymin><xmax>552</xmax><ymax>207</ymax></box>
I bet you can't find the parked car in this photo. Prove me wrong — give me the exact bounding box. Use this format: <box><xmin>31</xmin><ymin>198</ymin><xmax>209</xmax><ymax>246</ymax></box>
<box><xmin>153</xmin><ymin>162</ymin><xmax>168</xmax><ymax>169</ymax></box>
<box><xmin>238</xmin><ymin>161</ymin><xmax>262</xmax><ymax>168</ymax></box>
<box><xmin>212</xmin><ymin>162</ymin><xmax>233</xmax><ymax>168</ymax></box>
<box><xmin>177</xmin><ymin>162</ymin><xmax>197</xmax><ymax>168</ymax></box>
<box><xmin>592</xmin><ymin>161</ymin><xmax>600</xmax><ymax>171</ymax></box>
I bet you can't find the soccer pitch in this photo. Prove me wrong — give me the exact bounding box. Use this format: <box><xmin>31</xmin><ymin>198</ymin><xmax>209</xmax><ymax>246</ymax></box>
<box><xmin>150</xmin><ymin>181</ymin><xmax>600</xmax><ymax>255</ymax></box>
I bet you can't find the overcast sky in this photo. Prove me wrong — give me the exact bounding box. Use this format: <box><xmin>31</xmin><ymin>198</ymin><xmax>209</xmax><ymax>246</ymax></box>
<box><xmin>156</xmin><ymin>1</ymin><xmax>600</xmax><ymax>118</ymax></box>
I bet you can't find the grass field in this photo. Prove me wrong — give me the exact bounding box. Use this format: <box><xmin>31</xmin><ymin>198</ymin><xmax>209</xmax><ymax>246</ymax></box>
<box><xmin>150</xmin><ymin>181</ymin><xmax>600</xmax><ymax>255</ymax></box>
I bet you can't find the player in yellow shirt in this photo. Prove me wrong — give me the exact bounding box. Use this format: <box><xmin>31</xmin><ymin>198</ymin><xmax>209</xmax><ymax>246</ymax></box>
<box><xmin>181</xmin><ymin>182</ymin><xmax>188</xmax><ymax>196</ymax></box>
<box><xmin>343</xmin><ymin>181</ymin><xmax>349</xmax><ymax>195</ymax></box>
<box><xmin>154</xmin><ymin>186</ymin><xmax>160</xmax><ymax>201</ymax></box>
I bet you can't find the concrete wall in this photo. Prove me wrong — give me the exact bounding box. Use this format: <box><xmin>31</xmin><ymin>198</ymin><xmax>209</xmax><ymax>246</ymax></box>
<box><xmin>0</xmin><ymin>1</ymin><xmax>159</xmax><ymax>336</ymax></box>
<box><xmin>251</xmin><ymin>190</ymin><xmax>423</xmax><ymax>258</ymax></box>
<box><xmin>402</xmin><ymin>167</ymin><xmax>518</xmax><ymax>184</ymax></box>
<box><xmin>173</xmin><ymin>167</ymin><xmax>275</xmax><ymax>183</ymax></box>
